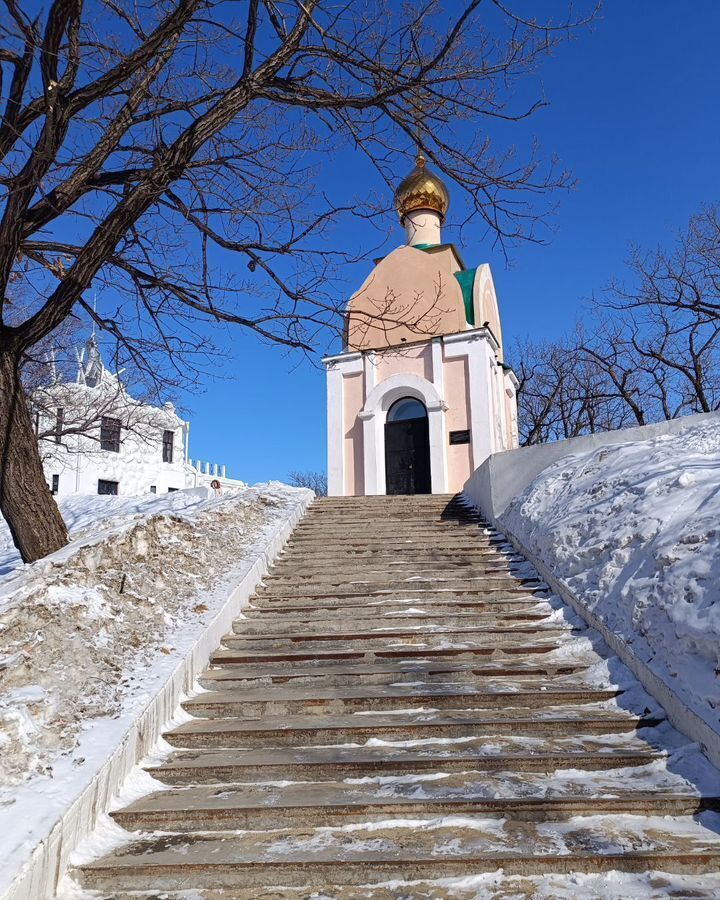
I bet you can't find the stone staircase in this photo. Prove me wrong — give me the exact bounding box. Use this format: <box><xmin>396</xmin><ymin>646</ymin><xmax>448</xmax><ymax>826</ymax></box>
<box><xmin>71</xmin><ymin>494</ymin><xmax>720</xmax><ymax>898</ymax></box>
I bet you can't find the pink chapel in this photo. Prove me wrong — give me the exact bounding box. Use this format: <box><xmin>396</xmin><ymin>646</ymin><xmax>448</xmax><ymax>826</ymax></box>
<box><xmin>323</xmin><ymin>154</ymin><xmax>519</xmax><ymax>496</ymax></box>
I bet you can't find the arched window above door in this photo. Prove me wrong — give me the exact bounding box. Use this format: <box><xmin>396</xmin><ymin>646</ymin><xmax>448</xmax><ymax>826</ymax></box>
<box><xmin>387</xmin><ymin>397</ymin><xmax>427</xmax><ymax>422</ymax></box>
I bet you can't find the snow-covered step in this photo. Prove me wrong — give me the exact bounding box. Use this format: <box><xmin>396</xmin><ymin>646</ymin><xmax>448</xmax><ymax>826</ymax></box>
<box><xmin>78</xmin><ymin>815</ymin><xmax>720</xmax><ymax>893</ymax></box>
<box><xmin>261</xmin><ymin>580</ymin><xmax>539</xmax><ymax>595</ymax></box>
<box><xmin>181</xmin><ymin>684</ymin><xmax>619</xmax><ymax>719</ymax></box>
<box><xmin>230</xmin><ymin>615</ymin><xmax>561</xmax><ymax>635</ymax></box>
<box><xmin>164</xmin><ymin>707</ymin><xmax>660</xmax><ymax>750</ymax></box>
<box><xmin>255</xmin><ymin>579</ymin><xmax>543</xmax><ymax>599</ymax></box>
<box><xmin>110</xmin><ymin>773</ymin><xmax>720</xmax><ymax>832</ymax></box>
<box><xmin>291</xmin><ymin>520</ymin><xmax>488</xmax><ymax>532</ymax></box>
<box><xmin>236</xmin><ymin>610</ymin><xmax>554</xmax><ymax>633</ymax></box>
<box><xmin>282</xmin><ymin>537</ymin><xmax>504</xmax><ymax>550</ymax></box>
<box><xmin>268</xmin><ymin>563</ymin><xmax>518</xmax><ymax>581</ymax></box>
<box><xmin>214</xmin><ymin>638</ymin><xmax>569</xmax><ymax>664</ymax></box>
<box><xmin>202</xmin><ymin>642</ymin><xmax>579</xmax><ymax>668</ymax></box>
<box><xmin>147</xmin><ymin>742</ymin><xmax>663</xmax><ymax>785</ymax></box>
<box><xmin>253</xmin><ymin>585</ymin><xmax>544</xmax><ymax>603</ymax></box>
<box><xmin>222</xmin><ymin>623</ymin><xmax>571</xmax><ymax>651</ymax></box>
<box><xmin>279</xmin><ymin>552</ymin><xmax>516</xmax><ymax>566</ymax></box>
<box><xmin>249</xmin><ymin>587</ymin><xmax>547</xmax><ymax>613</ymax></box>
<box><xmin>278</xmin><ymin>545</ymin><xmax>520</xmax><ymax>559</ymax></box>
<box><xmin>272</xmin><ymin>564</ymin><xmax>525</xmax><ymax>578</ymax></box>
<box><xmin>244</xmin><ymin>596</ymin><xmax>548</xmax><ymax>615</ymax></box>
<box><xmin>199</xmin><ymin>659</ymin><xmax>591</xmax><ymax>689</ymax></box>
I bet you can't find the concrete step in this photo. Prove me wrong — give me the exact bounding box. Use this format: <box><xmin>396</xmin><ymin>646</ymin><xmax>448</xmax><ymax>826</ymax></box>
<box><xmin>282</xmin><ymin>536</ymin><xmax>504</xmax><ymax>548</ymax></box>
<box><xmin>253</xmin><ymin>583</ymin><xmax>544</xmax><ymax>602</ymax></box>
<box><xmin>165</xmin><ymin>708</ymin><xmax>661</xmax><ymax>749</ymax></box>
<box><xmin>274</xmin><ymin>552</ymin><xmax>521</xmax><ymax>565</ymax></box>
<box><xmin>76</xmin><ymin>817</ymin><xmax>720</xmax><ymax>892</ymax></box>
<box><xmin>286</xmin><ymin>524</ymin><xmax>500</xmax><ymax>535</ymax></box>
<box><xmin>251</xmin><ymin>588</ymin><xmax>546</xmax><ymax>606</ymax></box>
<box><xmin>252</xmin><ymin>586</ymin><xmax>545</xmax><ymax>605</ymax></box>
<box><xmin>261</xmin><ymin>569</ymin><xmax>521</xmax><ymax>588</ymax></box>
<box><xmin>244</xmin><ymin>597</ymin><xmax>548</xmax><ymax>615</ymax></box>
<box><xmin>206</xmin><ymin>646</ymin><xmax>589</xmax><ymax>670</ymax></box>
<box><xmin>110</xmin><ymin>774</ymin><xmax>720</xmax><ymax>831</ymax></box>
<box><xmin>277</xmin><ymin>550</ymin><xmax>523</xmax><ymax>565</ymax></box>
<box><xmin>234</xmin><ymin>610</ymin><xmax>554</xmax><ymax>634</ymax></box>
<box><xmin>147</xmin><ymin>741</ymin><xmax>663</xmax><ymax>784</ymax></box>
<box><xmin>226</xmin><ymin>619</ymin><xmax>568</xmax><ymax>642</ymax></box>
<box><xmin>268</xmin><ymin>560</ymin><xmax>519</xmax><ymax>577</ymax></box>
<box><xmin>181</xmin><ymin>683</ymin><xmax>619</xmax><ymax>719</ymax></box>
<box><xmin>290</xmin><ymin>530</ymin><xmax>493</xmax><ymax>538</ymax></box>
<box><xmin>292</xmin><ymin>525</ymin><xmax>487</xmax><ymax>536</ymax></box>
<box><xmin>283</xmin><ymin>537</ymin><xmax>503</xmax><ymax>550</ymax></box>
<box><xmin>218</xmin><ymin>630</ymin><xmax>572</xmax><ymax>657</ymax></box>
<box><xmin>206</xmin><ymin>639</ymin><xmax>568</xmax><ymax>666</ymax></box>
<box><xmin>201</xmin><ymin>656</ymin><xmax>591</xmax><ymax>689</ymax></box>
<box><xmin>294</xmin><ymin>510</ymin><xmax>482</xmax><ymax>521</ymax></box>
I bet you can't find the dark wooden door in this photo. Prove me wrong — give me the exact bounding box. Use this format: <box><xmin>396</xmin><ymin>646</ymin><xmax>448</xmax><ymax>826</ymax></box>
<box><xmin>385</xmin><ymin>416</ymin><xmax>431</xmax><ymax>495</ymax></box>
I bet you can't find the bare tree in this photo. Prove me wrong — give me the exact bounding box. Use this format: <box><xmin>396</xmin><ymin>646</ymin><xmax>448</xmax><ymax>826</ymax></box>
<box><xmin>0</xmin><ymin>0</ymin><xmax>596</xmax><ymax>561</ymax></box>
<box><xmin>514</xmin><ymin>205</ymin><xmax>720</xmax><ymax>444</ymax></box>
<box><xmin>514</xmin><ymin>337</ymin><xmax>623</xmax><ymax>445</ymax></box>
<box><xmin>288</xmin><ymin>470</ymin><xmax>328</xmax><ymax>496</ymax></box>
<box><xmin>605</xmin><ymin>205</ymin><xmax>720</xmax><ymax>321</ymax></box>
<box><xmin>601</xmin><ymin>205</ymin><xmax>720</xmax><ymax>416</ymax></box>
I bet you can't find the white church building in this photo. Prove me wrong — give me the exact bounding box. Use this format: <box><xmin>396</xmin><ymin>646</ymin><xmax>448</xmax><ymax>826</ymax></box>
<box><xmin>36</xmin><ymin>335</ymin><xmax>243</xmax><ymax>497</ymax></box>
<box><xmin>324</xmin><ymin>153</ymin><xmax>519</xmax><ymax>497</ymax></box>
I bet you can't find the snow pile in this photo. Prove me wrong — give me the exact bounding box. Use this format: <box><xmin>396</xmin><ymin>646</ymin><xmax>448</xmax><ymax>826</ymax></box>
<box><xmin>501</xmin><ymin>418</ymin><xmax>720</xmax><ymax>734</ymax></box>
<box><xmin>0</xmin><ymin>483</ymin><xmax>308</xmax><ymax>851</ymax></box>
<box><xmin>0</xmin><ymin>487</ymin><xmax>246</xmax><ymax>578</ymax></box>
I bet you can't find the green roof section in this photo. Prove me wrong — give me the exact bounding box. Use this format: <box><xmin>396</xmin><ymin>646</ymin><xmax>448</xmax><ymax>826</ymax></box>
<box><xmin>411</xmin><ymin>242</ymin><xmax>438</xmax><ymax>250</ymax></box>
<box><xmin>453</xmin><ymin>267</ymin><xmax>476</xmax><ymax>326</ymax></box>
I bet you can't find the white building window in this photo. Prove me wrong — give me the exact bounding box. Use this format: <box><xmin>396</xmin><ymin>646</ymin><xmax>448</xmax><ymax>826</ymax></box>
<box><xmin>98</xmin><ymin>479</ymin><xmax>119</xmax><ymax>495</ymax></box>
<box><xmin>55</xmin><ymin>407</ymin><xmax>64</xmax><ymax>444</ymax></box>
<box><xmin>100</xmin><ymin>416</ymin><xmax>121</xmax><ymax>452</ymax></box>
<box><xmin>162</xmin><ymin>429</ymin><xmax>174</xmax><ymax>463</ymax></box>
<box><xmin>51</xmin><ymin>474</ymin><xmax>59</xmax><ymax>494</ymax></box>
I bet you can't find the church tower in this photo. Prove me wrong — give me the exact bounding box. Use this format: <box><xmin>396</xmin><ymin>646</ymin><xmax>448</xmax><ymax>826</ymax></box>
<box><xmin>324</xmin><ymin>155</ymin><xmax>519</xmax><ymax>496</ymax></box>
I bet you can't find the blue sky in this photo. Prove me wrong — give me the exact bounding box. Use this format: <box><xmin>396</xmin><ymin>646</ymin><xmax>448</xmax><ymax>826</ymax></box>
<box><xmin>174</xmin><ymin>1</ymin><xmax>720</xmax><ymax>484</ymax></box>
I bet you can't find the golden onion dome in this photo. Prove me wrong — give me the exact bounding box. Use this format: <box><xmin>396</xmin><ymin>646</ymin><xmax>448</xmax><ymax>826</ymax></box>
<box><xmin>394</xmin><ymin>153</ymin><xmax>450</xmax><ymax>223</ymax></box>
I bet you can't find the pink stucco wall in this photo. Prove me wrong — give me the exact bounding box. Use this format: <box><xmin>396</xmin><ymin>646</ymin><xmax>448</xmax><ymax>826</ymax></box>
<box><xmin>346</xmin><ymin>246</ymin><xmax>466</xmax><ymax>351</ymax></box>
<box><xmin>443</xmin><ymin>353</ymin><xmax>472</xmax><ymax>491</ymax></box>
<box><xmin>375</xmin><ymin>344</ymin><xmax>431</xmax><ymax>383</ymax></box>
<box><xmin>339</xmin><ymin>342</ymin><xmax>479</xmax><ymax>495</ymax></box>
<box><xmin>343</xmin><ymin>372</ymin><xmax>364</xmax><ymax>495</ymax></box>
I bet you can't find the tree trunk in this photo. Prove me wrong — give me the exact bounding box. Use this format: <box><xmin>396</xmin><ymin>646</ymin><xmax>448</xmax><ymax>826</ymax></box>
<box><xmin>0</xmin><ymin>349</ymin><xmax>68</xmax><ymax>563</ymax></box>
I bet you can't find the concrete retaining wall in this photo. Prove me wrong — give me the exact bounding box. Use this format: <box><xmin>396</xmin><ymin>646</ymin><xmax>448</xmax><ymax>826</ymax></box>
<box><xmin>463</xmin><ymin>410</ymin><xmax>720</xmax><ymax>523</ymax></box>
<box><xmin>4</xmin><ymin>490</ymin><xmax>313</xmax><ymax>900</ymax></box>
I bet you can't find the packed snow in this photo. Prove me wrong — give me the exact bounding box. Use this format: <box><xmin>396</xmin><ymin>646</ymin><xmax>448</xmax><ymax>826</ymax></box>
<box><xmin>0</xmin><ymin>487</ymin><xmax>249</xmax><ymax>578</ymax></box>
<box><xmin>501</xmin><ymin>417</ymin><xmax>720</xmax><ymax>739</ymax></box>
<box><xmin>0</xmin><ymin>482</ymin><xmax>310</xmax><ymax>896</ymax></box>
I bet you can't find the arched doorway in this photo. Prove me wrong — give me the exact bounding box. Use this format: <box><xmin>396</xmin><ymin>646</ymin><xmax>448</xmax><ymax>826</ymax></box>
<box><xmin>384</xmin><ymin>397</ymin><xmax>431</xmax><ymax>495</ymax></box>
